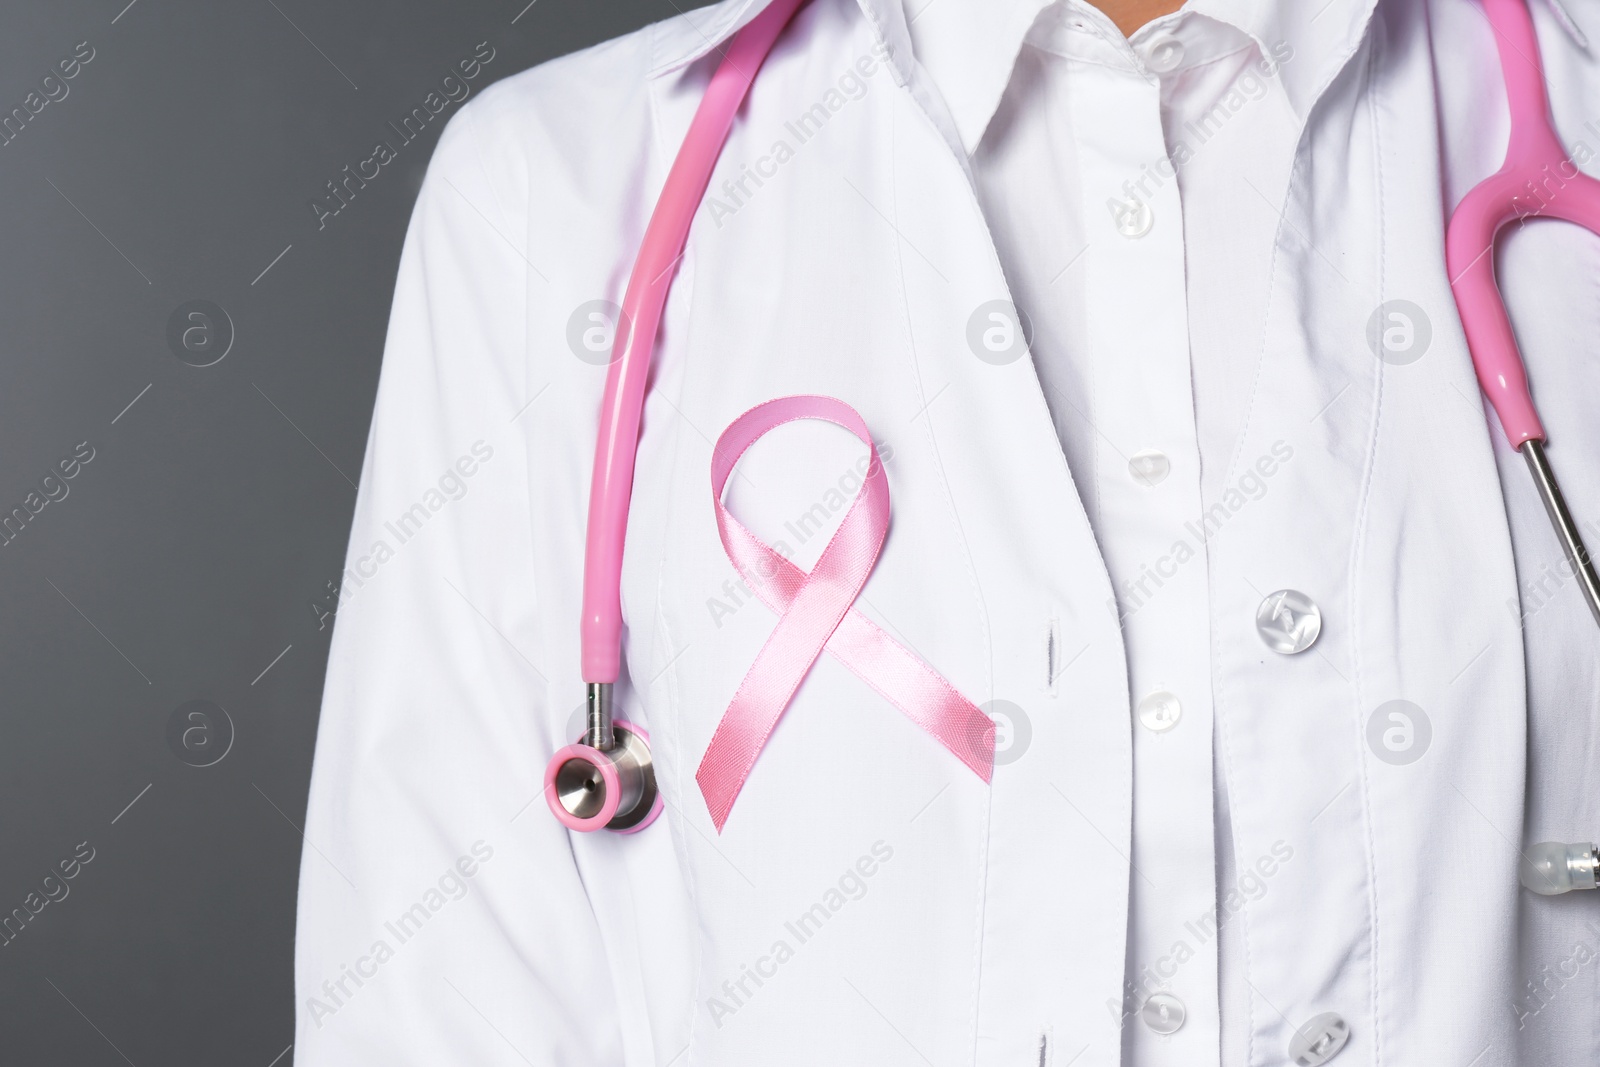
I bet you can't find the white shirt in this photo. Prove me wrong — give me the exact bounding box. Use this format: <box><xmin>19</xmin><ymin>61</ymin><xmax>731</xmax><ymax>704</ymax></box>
<box><xmin>293</xmin><ymin>0</ymin><xmax>1600</xmax><ymax>1064</ymax></box>
<box><xmin>955</xmin><ymin>4</ymin><xmax>1304</xmax><ymax>1061</ymax></box>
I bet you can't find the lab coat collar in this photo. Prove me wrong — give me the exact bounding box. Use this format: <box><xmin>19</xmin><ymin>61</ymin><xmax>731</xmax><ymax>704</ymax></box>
<box><xmin>648</xmin><ymin>0</ymin><xmax>769</xmax><ymax>77</ymax></box>
<box><xmin>649</xmin><ymin>0</ymin><xmax>911</xmax><ymax>82</ymax></box>
<box><xmin>650</xmin><ymin>0</ymin><xmax>1382</xmax><ymax>155</ymax></box>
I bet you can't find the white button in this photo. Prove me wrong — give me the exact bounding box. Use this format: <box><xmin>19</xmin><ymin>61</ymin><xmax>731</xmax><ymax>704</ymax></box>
<box><xmin>1141</xmin><ymin>991</ymin><xmax>1186</xmax><ymax>1034</ymax></box>
<box><xmin>1289</xmin><ymin>1013</ymin><xmax>1350</xmax><ymax>1066</ymax></box>
<box><xmin>1144</xmin><ymin>34</ymin><xmax>1185</xmax><ymax>72</ymax></box>
<box><xmin>1128</xmin><ymin>449</ymin><xmax>1171</xmax><ymax>487</ymax></box>
<box><xmin>1137</xmin><ymin>690</ymin><xmax>1182</xmax><ymax>732</ymax></box>
<box><xmin>1108</xmin><ymin>196</ymin><xmax>1154</xmax><ymax>238</ymax></box>
<box><xmin>1255</xmin><ymin>589</ymin><xmax>1322</xmax><ymax>654</ymax></box>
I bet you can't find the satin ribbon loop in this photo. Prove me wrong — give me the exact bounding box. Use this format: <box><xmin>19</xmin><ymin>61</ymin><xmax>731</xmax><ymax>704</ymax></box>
<box><xmin>694</xmin><ymin>395</ymin><xmax>995</xmax><ymax>832</ymax></box>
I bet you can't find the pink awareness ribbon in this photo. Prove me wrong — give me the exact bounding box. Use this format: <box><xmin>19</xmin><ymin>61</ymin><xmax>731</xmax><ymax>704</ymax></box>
<box><xmin>695</xmin><ymin>395</ymin><xmax>995</xmax><ymax>831</ymax></box>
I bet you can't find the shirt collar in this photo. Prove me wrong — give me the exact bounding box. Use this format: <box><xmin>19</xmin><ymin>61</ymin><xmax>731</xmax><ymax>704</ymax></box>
<box><xmin>652</xmin><ymin>0</ymin><xmax>1381</xmax><ymax>154</ymax></box>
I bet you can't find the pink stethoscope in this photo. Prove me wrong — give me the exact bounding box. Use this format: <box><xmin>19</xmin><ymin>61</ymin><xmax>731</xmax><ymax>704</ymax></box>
<box><xmin>1449</xmin><ymin>0</ymin><xmax>1600</xmax><ymax>894</ymax></box>
<box><xmin>542</xmin><ymin>0</ymin><xmax>1600</xmax><ymax>890</ymax></box>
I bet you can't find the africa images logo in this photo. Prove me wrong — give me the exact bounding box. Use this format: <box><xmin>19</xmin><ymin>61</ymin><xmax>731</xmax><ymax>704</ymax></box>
<box><xmin>308</xmin><ymin>42</ymin><xmax>496</xmax><ymax>230</ymax></box>
<box><xmin>705</xmin><ymin>841</ymin><xmax>894</xmax><ymax>1028</ymax></box>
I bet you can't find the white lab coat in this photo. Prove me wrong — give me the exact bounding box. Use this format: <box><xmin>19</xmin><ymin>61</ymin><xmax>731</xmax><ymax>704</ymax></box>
<box><xmin>293</xmin><ymin>0</ymin><xmax>1600</xmax><ymax>1063</ymax></box>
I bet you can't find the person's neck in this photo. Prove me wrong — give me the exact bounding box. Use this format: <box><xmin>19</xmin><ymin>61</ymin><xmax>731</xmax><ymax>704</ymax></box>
<box><xmin>1091</xmin><ymin>0</ymin><xmax>1186</xmax><ymax>36</ymax></box>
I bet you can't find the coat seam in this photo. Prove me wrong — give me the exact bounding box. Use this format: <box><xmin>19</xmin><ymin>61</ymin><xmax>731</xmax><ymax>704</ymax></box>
<box><xmin>643</xmin><ymin>39</ymin><xmax>711</xmax><ymax>1067</ymax></box>
<box><xmin>1352</xmin><ymin>21</ymin><xmax>1386</xmax><ymax>1067</ymax></box>
<box><xmin>879</xmin><ymin>79</ymin><xmax>995</xmax><ymax>1067</ymax></box>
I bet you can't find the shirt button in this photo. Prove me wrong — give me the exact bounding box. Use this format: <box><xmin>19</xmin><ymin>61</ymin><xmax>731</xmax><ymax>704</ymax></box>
<box><xmin>1255</xmin><ymin>589</ymin><xmax>1322</xmax><ymax>654</ymax></box>
<box><xmin>1137</xmin><ymin>690</ymin><xmax>1182</xmax><ymax>732</ymax></box>
<box><xmin>1144</xmin><ymin>34</ymin><xmax>1185</xmax><ymax>73</ymax></box>
<box><xmin>1128</xmin><ymin>449</ymin><xmax>1171</xmax><ymax>487</ymax></box>
<box><xmin>1108</xmin><ymin>196</ymin><xmax>1154</xmax><ymax>238</ymax></box>
<box><xmin>1289</xmin><ymin>1013</ymin><xmax>1350</xmax><ymax>1066</ymax></box>
<box><xmin>1141</xmin><ymin>991</ymin><xmax>1186</xmax><ymax>1034</ymax></box>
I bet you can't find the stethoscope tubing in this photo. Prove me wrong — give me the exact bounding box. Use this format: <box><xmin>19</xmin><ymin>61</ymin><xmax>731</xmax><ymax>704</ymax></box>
<box><xmin>580</xmin><ymin>0</ymin><xmax>812</xmax><ymax>685</ymax></box>
<box><xmin>1445</xmin><ymin>0</ymin><xmax>1600</xmax><ymax>625</ymax></box>
<box><xmin>548</xmin><ymin>0</ymin><xmax>811</xmax><ymax>834</ymax></box>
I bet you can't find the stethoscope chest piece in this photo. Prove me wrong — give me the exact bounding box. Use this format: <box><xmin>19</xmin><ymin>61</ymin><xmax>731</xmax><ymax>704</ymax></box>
<box><xmin>544</xmin><ymin>683</ymin><xmax>662</xmax><ymax>833</ymax></box>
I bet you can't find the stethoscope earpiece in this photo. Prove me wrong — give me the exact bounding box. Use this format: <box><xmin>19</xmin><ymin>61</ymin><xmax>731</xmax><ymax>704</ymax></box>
<box><xmin>1519</xmin><ymin>841</ymin><xmax>1600</xmax><ymax>895</ymax></box>
<box><xmin>544</xmin><ymin>683</ymin><xmax>662</xmax><ymax>834</ymax></box>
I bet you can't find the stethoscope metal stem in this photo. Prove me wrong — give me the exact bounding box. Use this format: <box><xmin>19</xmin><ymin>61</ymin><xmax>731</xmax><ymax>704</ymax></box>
<box><xmin>1522</xmin><ymin>439</ymin><xmax>1600</xmax><ymax>629</ymax></box>
<box><xmin>586</xmin><ymin>681</ymin><xmax>615</xmax><ymax>751</ymax></box>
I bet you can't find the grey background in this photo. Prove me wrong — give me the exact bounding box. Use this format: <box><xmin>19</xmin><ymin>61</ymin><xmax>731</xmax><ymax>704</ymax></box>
<box><xmin>0</xmin><ymin>1</ymin><xmax>708</xmax><ymax>1062</ymax></box>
